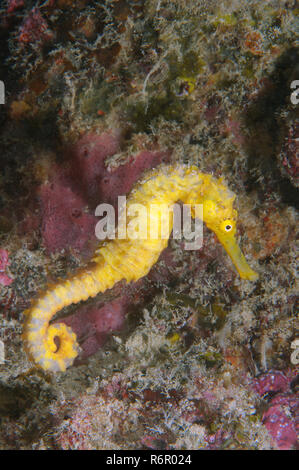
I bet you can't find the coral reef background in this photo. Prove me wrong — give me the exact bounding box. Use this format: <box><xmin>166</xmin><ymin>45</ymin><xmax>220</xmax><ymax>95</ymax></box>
<box><xmin>0</xmin><ymin>0</ymin><xmax>298</xmax><ymax>449</ymax></box>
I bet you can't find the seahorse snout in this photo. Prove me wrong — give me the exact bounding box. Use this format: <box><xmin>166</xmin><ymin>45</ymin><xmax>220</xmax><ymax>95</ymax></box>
<box><xmin>216</xmin><ymin>233</ymin><xmax>258</xmax><ymax>281</ymax></box>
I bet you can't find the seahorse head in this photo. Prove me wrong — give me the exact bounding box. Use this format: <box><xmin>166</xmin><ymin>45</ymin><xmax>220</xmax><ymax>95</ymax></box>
<box><xmin>202</xmin><ymin>178</ymin><xmax>258</xmax><ymax>281</ymax></box>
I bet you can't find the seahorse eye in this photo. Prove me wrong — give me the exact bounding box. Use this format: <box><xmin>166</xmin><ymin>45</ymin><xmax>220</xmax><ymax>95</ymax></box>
<box><xmin>220</xmin><ymin>219</ymin><xmax>234</xmax><ymax>233</ymax></box>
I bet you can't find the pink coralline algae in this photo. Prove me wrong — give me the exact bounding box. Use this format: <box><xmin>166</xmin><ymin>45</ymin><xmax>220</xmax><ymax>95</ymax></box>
<box><xmin>68</xmin><ymin>132</ymin><xmax>170</xmax><ymax>207</ymax></box>
<box><xmin>18</xmin><ymin>8</ymin><xmax>53</xmax><ymax>44</ymax></box>
<box><xmin>262</xmin><ymin>394</ymin><xmax>298</xmax><ymax>450</ymax></box>
<box><xmin>252</xmin><ymin>370</ymin><xmax>290</xmax><ymax>397</ymax></box>
<box><xmin>253</xmin><ymin>370</ymin><xmax>299</xmax><ymax>450</ymax></box>
<box><xmin>7</xmin><ymin>0</ymin><xmax>24</xmax><ymax>14</ymax></box>
<box><xmin>0</xmin><ymin>249</ymin><xmax>13</xmax><ymax>286</ymax></box>
<box><xmin>96</xmin><ymin>149</ymin><xmax>171</xmax><ymax>207</ymax></box>
<box><xmin>38</xmin><ymin>181</ymin><xmax>98</xmax><ymax>257</ymax></box>
<box><xmin>67</xmin><ymin>132</ymin><xmax>122</xmax><ymax>205</ymax></box>
<box><xmin>38</xmin><ymin>131</ymin><xmax>170</xmax><ymax>255</ymax></box>
<box><xmin>59</xmin><ymin>295</ymin><xmax>129</xmax><ymax>361</ymax></box>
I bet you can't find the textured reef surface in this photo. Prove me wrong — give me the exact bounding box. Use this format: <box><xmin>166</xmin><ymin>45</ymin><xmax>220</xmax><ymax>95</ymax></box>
<box><xmin>0</xmin><ymin>0</ymin><xmax>298</xmax><ymax>449</ymax></box>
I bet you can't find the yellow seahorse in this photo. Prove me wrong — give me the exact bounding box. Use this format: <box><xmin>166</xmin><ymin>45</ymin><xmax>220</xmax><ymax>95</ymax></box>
<box><xmin>23</xmin><ymin>164</ymin><xmax>258</xmax><ymax>372</ymax></box>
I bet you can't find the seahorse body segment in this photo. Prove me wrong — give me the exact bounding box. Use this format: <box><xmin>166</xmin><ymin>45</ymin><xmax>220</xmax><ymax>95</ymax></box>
<box><xmin>23</xmin><ymin>164</ymin><xmax>258</xmax><ymax>372</ymax></box>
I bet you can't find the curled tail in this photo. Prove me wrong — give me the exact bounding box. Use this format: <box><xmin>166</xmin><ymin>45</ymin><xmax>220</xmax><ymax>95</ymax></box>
<box><xmin>23</xmin><ymin>237</ymin><xmax>162</xmax><ymax>372</ymax></box>
<box><xmin>23</xmin><ymin>260</ymin><xmax>122</xmax><ymax>372</ymax></box>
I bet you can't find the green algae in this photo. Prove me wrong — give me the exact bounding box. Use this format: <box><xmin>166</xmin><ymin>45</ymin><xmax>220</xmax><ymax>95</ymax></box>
<box><xmin>125</xmin><ymin>50</ymin><xmax>205</xmax><ymax>132</ymax></box>
<box><xmin>79</xmin><ymin>80</ymin><xmax>116</xmax><ymax>117</ymax></box>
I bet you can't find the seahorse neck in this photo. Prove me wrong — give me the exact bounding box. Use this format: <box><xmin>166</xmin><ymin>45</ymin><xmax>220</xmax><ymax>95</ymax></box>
<box><xmin>161</xmin><ymin>165</ymin><xmax>213</xmax><ymax>206</ymax></box>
